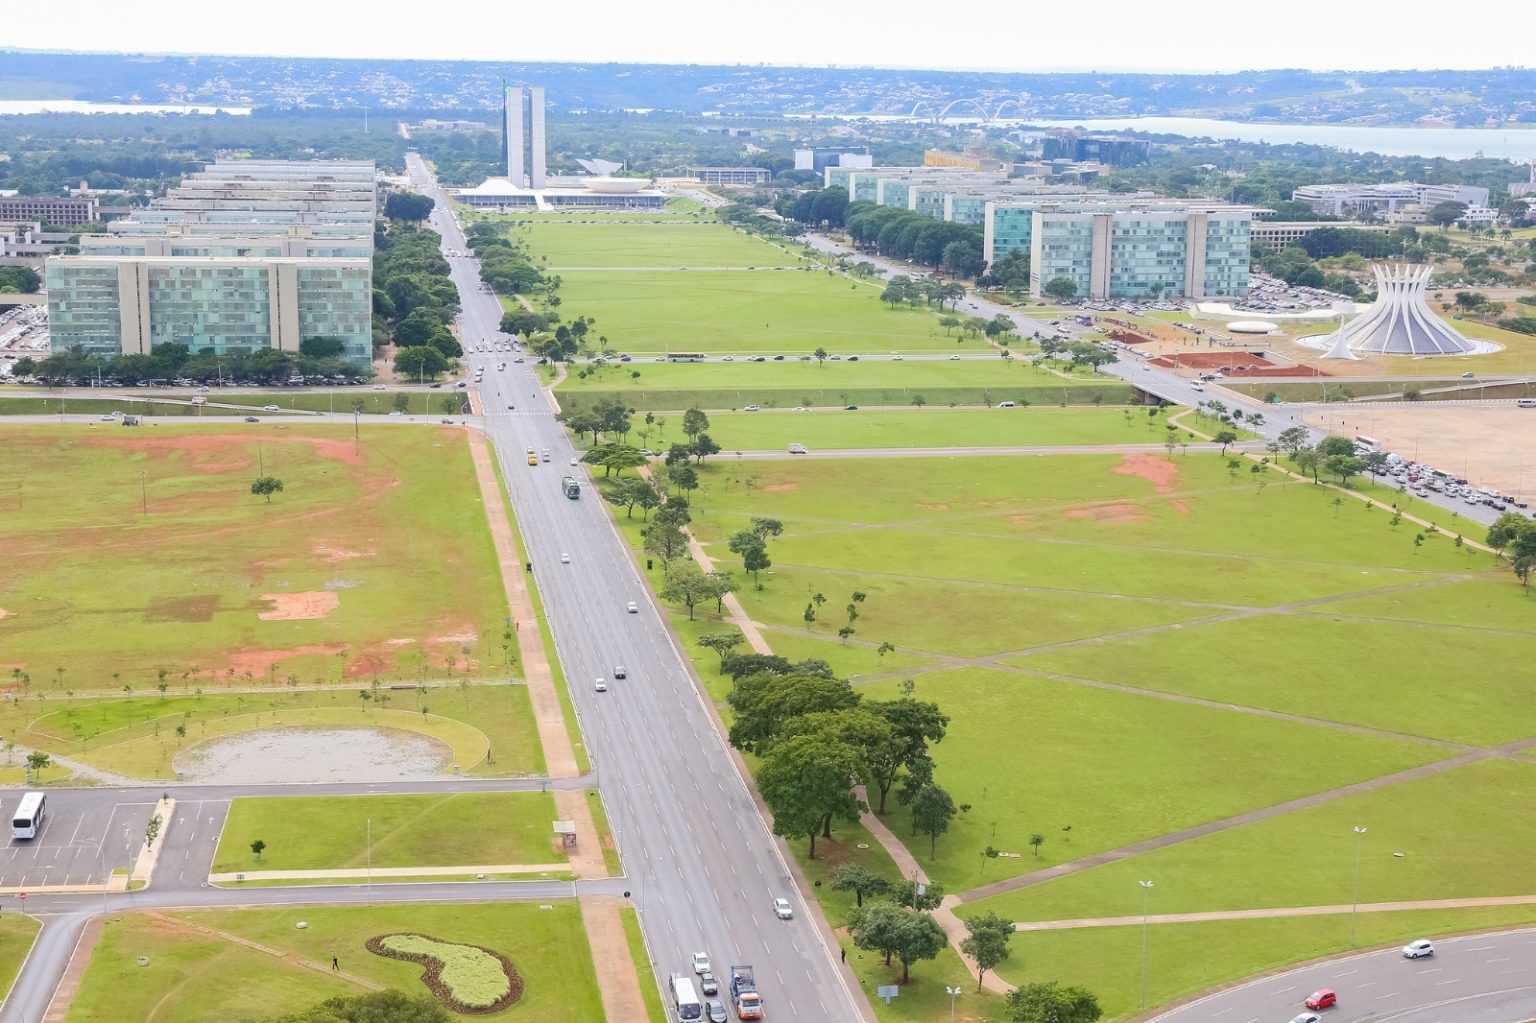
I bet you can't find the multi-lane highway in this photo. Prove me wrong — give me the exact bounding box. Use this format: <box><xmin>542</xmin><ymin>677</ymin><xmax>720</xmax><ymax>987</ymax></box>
<box><xmin>410</xmin><ymin>153</ymin><xmax>866</xmax><ymax>1021</ymax></box>
<box><xmin>1149</xmin><ymin>929</ymin><xmax>1536</xmax><ymax>1023</ymax></box>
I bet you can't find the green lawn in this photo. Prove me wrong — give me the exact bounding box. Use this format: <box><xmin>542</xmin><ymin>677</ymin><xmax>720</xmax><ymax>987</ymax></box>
<box><xmin>212</xmin><ymin>792</ymin><xmax>561</xmax><ymax>872</ymax></box>
<box><xmin>557</xmin><ymin>357</ymin><xmax>1126</xmax><ymax>412</ymax></box>
<box><xmin>517</xmin><ymin>222</ymin><xmax>798</xmax><ymax>267</ymax></box>
<box><xmin>650</xmin><ymin>407</ymin><xmax>1159</xmax><ymax>452</ymax></box>
<box><xmin>619</xmin><ymin>908</ymin><xmax>667</xmax><ymax>1023</ymax></box>
<box><xmin>0</xmin><ymin>914</ymin><xmax>40</xmax><ymax>1007</ymax></box>
<box><xmin>0</xmin><ymin>425</ymin><xmax>512</xmax><ymax>689</ymax></box>
<box><xmin>15</xmin><ymin>685</ymin><xmax>543</xmax><ymax>780</ymax></box>
<box><xmin>553</xmin><ymin>270</ymin><xmax>964</xmax><ymax>355</ymax></box>
<box><xmin>969</xmin><ymin>758</ymin><xmax>1536</xmax><ymax>923</ymax></box>
<box><xmin>65</xmin><ymin>903</ymin><xmax>603</xmax><ymax>1022</ymax></box>
<box><xmin>853</xmin><ymin>668</ymin><xmax>1437</xmax><ymax>891</ymax></box>
<box><xmin>1000</xmin><ymin>905</ymin><xmax>1536</xmax><ymax>1023</ymax></box>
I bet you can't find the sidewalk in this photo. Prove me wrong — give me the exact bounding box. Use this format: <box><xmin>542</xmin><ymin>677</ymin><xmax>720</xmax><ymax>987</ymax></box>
<box><xmin>208</xmin><ymin>862</ymin><xmax>570</xmax><ymax>883</ymax></box>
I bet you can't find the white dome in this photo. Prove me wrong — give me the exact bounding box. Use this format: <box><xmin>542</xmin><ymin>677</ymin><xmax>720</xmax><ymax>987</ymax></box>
<box><xmin>1227</xmin><ymin>320</ymin><xmax>1278</xmax><ymax>334</ymax></box>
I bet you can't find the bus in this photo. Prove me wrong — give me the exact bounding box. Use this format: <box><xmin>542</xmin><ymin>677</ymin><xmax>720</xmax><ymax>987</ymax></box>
<box><xmin>669</xmin><ymin>973</ymin><xmax>702</xmax><ymax>1021</ymax></box>
<box><xmin>666</xmin><ymin>353</ymin><xmax>706</xmax><ymax>363</ymax></box>
<box><xmin>12</xmin><ymin>792</ymin><xmax>46</xmax><ymax>840</ymax></box>
<box><xmin>1354</xmin><ymin>435</ymin><xmax>1381</xmax><ymax>451</ymax></box>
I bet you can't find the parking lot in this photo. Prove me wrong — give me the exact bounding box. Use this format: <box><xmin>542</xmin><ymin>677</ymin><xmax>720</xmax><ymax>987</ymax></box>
<box><xmin>0</xmin><ymin>791</ymin><xmax>156</xmax><ymax>889</ymax></box>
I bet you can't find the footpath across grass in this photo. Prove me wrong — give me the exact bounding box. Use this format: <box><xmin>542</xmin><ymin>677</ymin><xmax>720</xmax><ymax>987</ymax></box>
<box><xmin>65</xmin><ymin>903</ymin><xmax>603</xmax><ymax>1023</ymax></box>
<box><xmin>212</xmin><ymin>792</ymin><xmax>562</xmax><ymax>873</ymax></box>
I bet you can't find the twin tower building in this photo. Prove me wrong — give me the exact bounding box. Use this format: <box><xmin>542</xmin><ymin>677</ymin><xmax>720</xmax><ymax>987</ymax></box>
<box><xmin>502</xmin><ymin>84</ymin><xmax>547</xmax><ymax>190</ymax></box>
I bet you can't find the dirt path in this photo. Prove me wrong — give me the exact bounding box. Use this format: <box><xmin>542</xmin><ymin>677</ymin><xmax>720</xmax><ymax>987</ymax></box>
<box><xmin>579</xmin><ymin>896</ymin><xmax>649</xmax><ymax>1021</ymax></box>
<box><xmin>1014</xmin><ymin>893</ymin><xmax>1536</xmax><ymax>930</ymax></box>
<box><xmin>144</xmin><ymin>911</ymin><xmax>382</xmax><ymax>989</ymax></box>
<box><xmin>42</xmin><ymin>916</ymin><xmax>104</xmax><ymax>1023</ymax></box>
<box><xmin>466</xmin><ymin>430</ymin><xmax>645</xmax><ymax>1012</ymax></box>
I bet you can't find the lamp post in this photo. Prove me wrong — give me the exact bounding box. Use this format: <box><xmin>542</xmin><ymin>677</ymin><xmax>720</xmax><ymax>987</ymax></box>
<box><xmin>945</xmin><ymin>985</ymin><xmax>962</xmax><ymax>1023</ymax></box>
<box><xmin>1139</xmin><ymin>880</ymin><xmax>1155</xmax><ymax>1010</ymax></box>
<box><xmin>138</xmin><ymin>471</ymin><xmax>148</xmax><ymax>517</ymax></box>
<box><xmin>1350</xmin><ymin>825</ymin><xmax>1367</xmax><ymax>946</ymax></box>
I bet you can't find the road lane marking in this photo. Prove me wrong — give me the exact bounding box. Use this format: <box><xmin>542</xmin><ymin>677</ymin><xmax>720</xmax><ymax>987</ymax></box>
<box><xmin>1356</xmin><ymin>981</ymin><xmax>1378</xmax><ymax>988</ymax></box>
<box><xmin>1374</xmin><ymin>991</ymin><xmax>1400</xmax><ymax>999</ymax></box>
<box><xmin>1334</xmin><ymin>970</ymin><xmax>1358</xmax><ymax>977</ymax></box>
<box><xmin>1435</xmin><ymin>979</ymin><xmax>1462</xmax><ymax>986</ymax></box>
<box><xmin>1486</xmin><ymin>957</ymin><xmax>1511</xmax><ymax>963</ymax></box>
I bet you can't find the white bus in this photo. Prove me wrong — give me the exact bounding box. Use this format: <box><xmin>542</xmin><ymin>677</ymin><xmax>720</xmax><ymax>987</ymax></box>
<box><xmin>12</xmin><ymin>792</ymin><xmax>45</xmax><ymax>839</ymax></box>
<box><xmin>1354</xmin><ymin>435</ymin><xmax>1381</xmax><ymax>451</ymax></box>
<box><xmin>669</xmin><ymin>972</ymin><xmax>702</xmax><ymax>1021</ymax></box>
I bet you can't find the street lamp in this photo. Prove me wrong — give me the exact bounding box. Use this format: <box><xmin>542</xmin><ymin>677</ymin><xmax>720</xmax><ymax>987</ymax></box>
<box><xmin>945</xmin><ymin>986</ymin><xmax>962</xmax><ymax>1023</ymax></box>
<box><xmin>1139</xmin><ymin>880</ymin><xmax>1155</xmax><ymax>1010</ymax></box>
<box><xmin>1350</xmin><ymin>825</ymin><xmax>1367</xmax><ymax>945</ymax></box>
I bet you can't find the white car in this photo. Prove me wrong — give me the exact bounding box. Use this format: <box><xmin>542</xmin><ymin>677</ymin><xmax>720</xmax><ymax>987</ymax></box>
<box><xmin>743</xmin><ymin>404</ymin><xmax>761</xmax><ymax>411</ymax></box>
<box><xmin>560</xmin><ymin>552</ymin><xmax>571</xmax><ymax>564</ymax></box>
<box><xmin>773</xmin><ymin>898</ymin><xmax>793</xmax><ymax>920</ymax></box>
<box><xmin>372</xmin><ymin>384</ymin><xmax>387</xmax><ymax>390</ymax></box>
<box><xmin>950</xmin><ymin>354</ymin><xmax>961</xmax><ymax>360</ymax></box>
<box><xmin>594</xmin><ymin>678</ymin><xmax>607</xmax><ymax>692</ymax></box>
<box><xmin>1402</xmin><ymin>939</ymin><xmax>1434</xmax><ymax>958</ymax></box>
<box><xmin>389</xmin><ymin>411</ymin><xmax>404</xmax><ymax>417</ymax></box>
<box><xmin>627</xmin><ymin>601</ymin><xmax>639</xmax><ymax>614</ymax></box>
<box><xmin>692</xmin><ymin>952</ymin><xmax>710</xmax><ymax>975</ymax></box>
<box><xmin>263</xmin><ymin>405</ymin><xmax>280</xmax><ymax>411</ymax></box>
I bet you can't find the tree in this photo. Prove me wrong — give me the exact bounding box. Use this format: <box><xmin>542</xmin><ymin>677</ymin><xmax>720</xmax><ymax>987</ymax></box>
<box><xmin>757</xmin><ymin>732</ymin><xmax>864</xmax><ymax>858</ymax></box>
<box><xmin>889</xmin><ymin>878</ymin><xmax>946</xmax><ymax>911</ymax></box>
<box><xmin>1487</xmin><ymin>511</ymin><xmax>1531</xmax><ymax>553</ymax></box>
<box><xmin>660</xmin><ymin>561</ymin><xmax>715</xmax><ymax>621</ymax></box>
<box><xmin>1276</xmin><ymin>426</ymin><xmax>1309</xmax><ymax>454</ymax></box>
<box><xmin>691</xmin><ymin>433</ymin><xmax>721</xmax><ymax>464</ymax></box>
<box><xmin>260</xmin><ymin>990</ymin><xmax>452</xmax><ymax>1023</ymax></box>
<box><xmin>1006</xmin><ymin>982</ymin><xmax>1103</xmax><ymax>1023</ymax></box>
<box><xmin>849</xmin><ymin>903</ymin><xmax>947</xmax><ymax>983</ymax></box>
<box><xmin>250</xmin><ymin>838</ymin><xmax>267</xmax><ymax>861</ymax></box>
<box><xmin>729</xmin><ymin>530</ymin><xmax>772</xmax><ymax>588</ymax></box>
<box><xmin>698</xmin><ymin>631</ymin><xmax>746</xmax><ymax>671</ymax></box>
<box><xmin>831</xmin><ymin>864</ymin><xmax>891</xmax><ymax>908</ymax></box>
<box><xmin>391</xmin><ymin>392</ymin><xmax>411</xmax><ymax>414</ymax></box>
<box><xmin>1293</xmin><ymin>447</ymin><xmax>1321</xmax><ymax>482</ymax></box>
<box><xmin>813</xmin><ymin>347</ymin><xmax>829</xmax><ymax>367</ymax></box>
<box><xmin>1317</xmin><ymin>436</ymin><xmax>1356</xmax><ymax>458</ymax></box>
<box><xmin>384</xmin><ymin>192</ymin><xmax>435</xmax><ymax>222</ymax></box>
<box><xmin>25</xmin><ymin>751</ymin><xmax>50</xmax><ymax>774</ymax></box>
<box><xmin>1324</xmin><ymin>453</ymin><xmax>1365</xmax><ymax>485</ymax></box>
<box><xmin>1213</xmin><ymin>429</ymin><xmax>1239</xmax><ymax>454</ymax></box>
<box><xmin>727</xmin><ymin>672</ymin><xmax>859</xmax><ymax>754</ymax></box>
<box><xmin>251</xmin><ymin>476</ymin><xmax>285</xmax><ymax>503</ymax></box>
<box><xmin>863</xmin><ymin>698</ymin><xmax>949</xmax><ymax>814</ymax></box>
<box><xmin>670</xmin><ymin>463</ymin><xmax>700</xmax><ymax>499</ymax></box>
<box><xmin>960</xmin><ymin>912</ymin><xmax>1015</xmax><ymax>992</ymax></box>
<box><xmin>682</xmin><ymin>406</ymin><xmax>710</xmax><ymax>441</ymax></box>
<box><xmin>1029</xmin><ymin>833</ymin><xmax>1045</xmax><ymax>857</ymax></box>
<box><xmin>392</xmin><ymin>345</ymin><xmax>448</xmax><ymax>381</ymax></box>
<box><xmin>911</xmin><ymin>782</ymin><xmax>957</xmax><ymax>855</ymax></box>
<box><xmin>642</xmin><ymin>520</ymin><xmax>689</xmax><ymax>566</ymax></box>
<box><xmin>1428</xmin><ymin>201</ymin><xmax>1468</xmax><ymax>230</ymax></box>
<box><xmin>1042</xmin><ymin>276</ymin><xmax>1078</xmax><ymax>303</ymax></box>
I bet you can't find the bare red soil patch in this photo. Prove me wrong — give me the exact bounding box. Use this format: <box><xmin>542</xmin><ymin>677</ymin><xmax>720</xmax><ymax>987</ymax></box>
<box><xmin>1114</xmin><ymin>454</ymin><xmax>1180</xmax><ymax>494</ymax></box>
<box><xmin>1066</xmin><ymin>503</ymin><xmax>1150</xmax><ymax>523</ymax></box>
<box><xmin>313</xmin><ymin>545</ymin><xmax>371</xmax><ymax>563</ymax></box>
<box><xmin>916</xmin><ymin>502</ymin><xmax>950</xmax><ymax>511</ymax></box>
<box><xmin>223</xmin><ymin>644</ymin><xmax>348</xmax><ymax>679</ymax></box>
<box><xmin>763</xmin><ymin>483</ymin><xmax>799</xmax><ymax>492</ymax></box>
<box><xmin>258</xmin><ymin>591</ymin><xmax>339</xmax><ymax>621</ymax></box>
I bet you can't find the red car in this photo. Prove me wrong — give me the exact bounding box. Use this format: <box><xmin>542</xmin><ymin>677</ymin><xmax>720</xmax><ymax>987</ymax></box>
<box><xmin>1305</xmin><ymin>989</ymin><xmax>1337</xmax><ymax>1011</ymax></box>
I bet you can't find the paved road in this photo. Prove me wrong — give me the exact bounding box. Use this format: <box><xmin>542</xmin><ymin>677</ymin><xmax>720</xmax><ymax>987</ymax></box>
<box><xmin>1148</xmin><ymin>929</ymin><xmax>1536</xmax><ymax>1023</ymax></box>
<box><xmin>415</xmin><ymin>154</ymin><xmax>865</xmax><ymax>1021</ymax></box>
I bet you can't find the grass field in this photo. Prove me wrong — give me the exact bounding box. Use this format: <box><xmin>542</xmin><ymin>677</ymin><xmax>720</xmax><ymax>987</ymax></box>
<box><xmin>997</xmin><ymin>905</ymin><xmax>1536</xmax><ymax>1023</ymax></box>
<box><xmin>11</xmin><ymin>685</ymin><xmax>543</xmax><ymax>779</ymax></box>
<box><xmin>621</xmin><ymin>449</ymin><xmax>1528</xmax><ymax>903</ymax></box>
<box><xmin>619</xmin><ymin>908</ymin><xmax>667</xmax><ymax>1023</ymax></box>
<box><xmin>0</xmin><ymin>390</ymin><xmax>442</xmax><ymax>418</ymax></box>
<box><xmin>65</xmin><ymin>903</ymin><xmax>604</xmax><ymax>1022</ymax></box>
<box><xmin>460</xmin><ymin>196</ymin><xmax>711</xmax><ymax>223</ymax></box>
<box><xmin>557</xmin><ymin>358</ymin><xmax>1128</xmax><ymax>412</ymax></box>
<box><xmin>212</xmin><ymin>792</ymin><xmax>562</xmax><ymax>873</ymax></box>
<box><xmin>670</xmin><ymin>407</ymin><xmax>1181</xmax><ymax>452</ymax></box>
<box><xmin>514</xmin><ymin>222</ymin><xmax>799</xmax><ymax>268</ymax></box>
<box><xmin>0</xmin><ymin>425</ymin><xmax>512</xmax><ymax>690</ymax></box>
<box><xmin>551</xmin><ymin>270</ymin><xmax>965</xmax><ymax>355</ymax></box>
<box><xmin>0</xmin><ymin>914</ymin><xmax>40</xmax><ymax>1007</ymax></box>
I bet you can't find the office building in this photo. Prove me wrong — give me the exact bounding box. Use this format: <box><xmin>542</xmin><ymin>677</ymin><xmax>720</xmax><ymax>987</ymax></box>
<box><xmin>46</xmin><ymin>160</ymin><xmax>375</xmax><ymax>362</ymax></box>
<box><xmin>0</xmin><ymin>195</ymin><xmax>99</xmax><ymax>227</ymax></box>
<box><xmin>983</xmin><ymin>199</ymin><xmax>1256</xmax><ymax>301</ymax></box>
<box><xmin>1041</xmin><ymin>134</ymin><xmax>1150</xmax><ymax>167</ymax></box>
<box><xmin>501</xmin><ymin>84</ymin><xmax>546</xmax><ymax>189</ymax></box>
<box><xmin>692</xmin><ymin>167</ymin><xmax>772</xmax><ymax>186</ymax></box>
<box><xmin>924</xmin><ymin>150</ymin><xmax>1009</xmax><ymax>172</ymax></box>
<box><xmin>1249</xmin><ymin>220</ymin><xmax>1391</xmax><ymax>249</ymax></box>
<box><xmin>1291</xmin><ymin>182</ymin><xmax>1489</xmax><ymax>216</ymax></box>
<box><xmin>794</xmin><ymin>147</ymin><xmax>872</xmax><ymax>173</ymax></box>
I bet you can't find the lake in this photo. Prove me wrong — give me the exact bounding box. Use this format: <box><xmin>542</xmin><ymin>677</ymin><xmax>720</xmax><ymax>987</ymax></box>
<box><xmin>0</xmin><ymin>100</ymin><xmax>251</xmax><ymax>116</ymax></box>
<box><xmin>1010</xmin><ymin>117</ymin><xmax>1534</xmax><ymax>162</ymax></box>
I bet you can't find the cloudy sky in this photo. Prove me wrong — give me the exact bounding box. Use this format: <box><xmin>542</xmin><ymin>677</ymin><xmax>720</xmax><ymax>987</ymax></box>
<box><xmin>6</xmin><ymin>0</ymin><xmax>1532</xmax><ymax>72</ymax></box>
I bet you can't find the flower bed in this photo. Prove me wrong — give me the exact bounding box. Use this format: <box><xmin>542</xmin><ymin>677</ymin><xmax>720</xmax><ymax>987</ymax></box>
<box><xmin>367</xmin><ymin>932</ymin><xmax>524</xmax><ymax>1013</ymax></box>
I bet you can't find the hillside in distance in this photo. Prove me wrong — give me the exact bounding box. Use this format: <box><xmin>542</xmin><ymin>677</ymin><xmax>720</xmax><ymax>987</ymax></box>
<box><xmin>2</xmin><ymin>51</ymin><xmax>1536</xmax><ymax>126</ymax></box>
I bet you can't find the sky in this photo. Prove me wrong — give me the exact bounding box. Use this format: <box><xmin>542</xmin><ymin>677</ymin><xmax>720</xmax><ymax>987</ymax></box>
<box><xmin>5</xmin><ymin>0</ymin><xmax>1533</xmax><ymax>73</ymax></box>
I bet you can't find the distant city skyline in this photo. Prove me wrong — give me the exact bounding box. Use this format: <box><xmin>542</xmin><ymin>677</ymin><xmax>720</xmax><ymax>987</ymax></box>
<box><xmin>5</xmin><ymin>0</ymin><xmax>1532</xmax><ymax>73</ymax></box>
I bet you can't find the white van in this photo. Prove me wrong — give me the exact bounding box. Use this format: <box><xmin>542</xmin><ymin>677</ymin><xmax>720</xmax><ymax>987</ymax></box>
<box><xmin>1518</xmin><ymin>399</ymin><xmax>1536</xmax><ymax>409</ymax></box>
<box><xmin>998</xmin><ymin>401</ymin><xmax>1016</xmax><ymax>408</ymax></box>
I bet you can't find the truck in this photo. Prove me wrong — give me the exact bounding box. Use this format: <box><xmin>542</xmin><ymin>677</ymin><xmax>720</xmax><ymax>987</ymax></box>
<box><xmin>561</xmin><ymin>475</ymin><xmax>581</xmax><ymax>499</ymax></box>
<box><xmin>730</xmin><ymin>966</ymin><xmax>763</xmax><ymax>1019</ymax></box>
